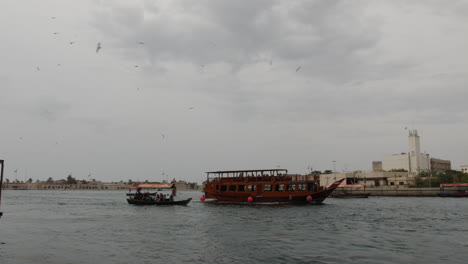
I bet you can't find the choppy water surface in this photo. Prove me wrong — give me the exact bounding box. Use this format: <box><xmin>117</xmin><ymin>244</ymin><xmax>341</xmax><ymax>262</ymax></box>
<box><xmin>0</xmin><ymin>190</ymin><xmax>467</xmax><ymax>264</ymax></box>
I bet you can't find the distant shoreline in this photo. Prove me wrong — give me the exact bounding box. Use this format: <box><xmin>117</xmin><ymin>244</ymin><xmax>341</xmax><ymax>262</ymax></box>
<box><xmin>1</xmin><ymin>181</ymin><xmax>203</xmax><ymax>191</ymax></box>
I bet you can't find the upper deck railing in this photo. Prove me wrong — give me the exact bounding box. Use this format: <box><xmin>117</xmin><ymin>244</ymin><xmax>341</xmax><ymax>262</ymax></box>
<box><xmin>206</xmin><ymin>169</ymin><xmax>288</xmax><ymax>181</ymax></box>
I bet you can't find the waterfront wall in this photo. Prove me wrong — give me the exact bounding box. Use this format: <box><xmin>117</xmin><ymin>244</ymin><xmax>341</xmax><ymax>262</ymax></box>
<box><xmin>365</xmin><ymin>187</ymin><xmax>439</xmax><ymax>197</ymax></box>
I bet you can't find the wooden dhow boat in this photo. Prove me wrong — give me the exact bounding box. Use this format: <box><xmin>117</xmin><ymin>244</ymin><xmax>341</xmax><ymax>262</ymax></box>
<box><xmin>202</xmin><ymin>169</ymin><xmax>344</xmax><ymax>204</ymax></box>
<box><xmin>126</xmin><ymin>183</ymin><xmax>192</xmax><ymax>206</ymax></box>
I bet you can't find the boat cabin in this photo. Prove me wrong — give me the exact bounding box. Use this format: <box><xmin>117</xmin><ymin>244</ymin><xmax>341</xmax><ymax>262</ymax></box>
<box><xmin>128</xmin><ymin>183</ymin><xmax>176</xmax><ymax>200</ymax></box>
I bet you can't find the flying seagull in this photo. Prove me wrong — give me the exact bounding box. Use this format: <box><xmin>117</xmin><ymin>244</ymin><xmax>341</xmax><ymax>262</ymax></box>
<box><xmin>296</xmin><ymin>66</ymin><xmax>302</xmax><ymax>72</ymax></box>
<box><xmin>188</xmin><ymin>107</ymin><xmax>194</xmax><ymax>109</ymax></box>
<box><xmin>69</xmin><ymin>41</ymin><xmax>75</xmax><ymax>45</ymax></box>
<box><xmin>96</xmin><ymin>42</ymin><xmax>101</xmax><ymax>53</ymax></box>
<box><xmin>161</xmin><ymin>134</ymin><xmax>165</xmax><ymax>139</ymax></box>
<box><xmin>36</xmin><ymin>67</ymin><xmax>40</xmax><ymax>71</ymax></box>
<box><xmin>53</xmin><ymin>32</ymin><xmax>59</xmax><ymax>35</ymax></box>
<box><xmin>138</xmin><ymin>42</ymin><xmax>144</xmax><ymax>45</ymax></box>
<box><xmin>51</xmin><ymin>17</ymin><xmax>56</xmax><ymax>19</ymax></box>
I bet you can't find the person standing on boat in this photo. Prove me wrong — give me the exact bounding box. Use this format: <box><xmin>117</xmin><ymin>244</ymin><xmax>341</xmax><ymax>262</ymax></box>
<box><xmin>136</xmin><ymin>188</ymin><xmax>142</xmax><ymax>199</ymax></box>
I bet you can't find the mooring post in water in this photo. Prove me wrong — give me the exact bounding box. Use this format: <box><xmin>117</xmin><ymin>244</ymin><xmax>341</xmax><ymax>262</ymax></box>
<box><xmin>0</xmin><ymin>160</ymin><xmax>4</xmax><ymax>218</ymax></box>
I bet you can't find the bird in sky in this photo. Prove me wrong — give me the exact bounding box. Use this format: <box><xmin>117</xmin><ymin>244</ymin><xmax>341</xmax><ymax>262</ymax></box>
<box><xmin>53</xmin><ymin>32</ymin><xmax>59</xmax><ymax>35</ymax></box>
<box><xmin>36</xmin><ymin>67</ymin><xmax>40</xmax><ymax>71</ymax></box>
<box><xmin>51</xmin><ymin>17</ymin><xmax>56</xmax><ymax>19</ymax></box>
<box><xmin>138</xmin><ymin>42</ymin><xmax>144</xmax><ymax>45</ymax></box>
<box><xmin>188</xmin><ymin>107</ymin><xmax>194</xmax><ymax>109</ymax></box>
<box><xmin>96</xmin><ymin>42</ymin><xmax>101</xmax><ymax>53</ymax></box>
<box><xmin>69</xmin><ymin>41</ymin><xmax>75</xmax><ymax>45</ymax></box>
<box><xmin>296</xmin><ymin>66</ymin><xmax>302</xmax><ymax>72</ymax></box>
<box><xmin>161</xmin><ymin>134</ymin><xmax>165</xmax><ymax>139</ymax></box>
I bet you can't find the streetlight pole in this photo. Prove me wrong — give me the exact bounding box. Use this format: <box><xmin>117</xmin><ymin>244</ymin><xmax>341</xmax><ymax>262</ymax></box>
<box><xmin>0</xmin><ymin>160</ymin><xmax>4</xmax><ymax>218</ymax></box>
<box><xmin>332</xmin><ymin>160</ymin><xmax>336</xmax><ymax>181</ymax></box>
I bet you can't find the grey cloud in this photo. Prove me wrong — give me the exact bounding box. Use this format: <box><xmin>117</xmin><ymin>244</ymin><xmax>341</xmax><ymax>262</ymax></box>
<box><xmin>91</xmin><ymin>0</ymin><xmax>389</xmax><ymax>83</ymax></box>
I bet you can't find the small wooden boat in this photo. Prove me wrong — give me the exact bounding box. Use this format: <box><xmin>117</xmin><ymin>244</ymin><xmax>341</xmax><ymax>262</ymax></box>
<box><xmin>126</xmin><ymin>183</ymin><xmax>192</xmax><ymax>206</ymax></box>
<box><xmin>202</xmin><ymin>169</ymin><xmax>344</xmax><ymax>204</ymax></box>
<box><xmin>330</xmin><ymin>184</ymin><xmax>370</xmax><ymax>198</ymax></box>
<box><xmin>437</xmin><ymin>183</ymin><xmax>468</xmax><ymax>197</ymax></box>
<box><xmin>127</xmin><ymin>196</ymin><xmax>193</xmax><ymax>205</ymax></box>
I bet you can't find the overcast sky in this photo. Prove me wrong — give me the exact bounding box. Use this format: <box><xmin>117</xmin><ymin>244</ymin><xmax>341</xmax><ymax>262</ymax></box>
<box><xmin>1</xmin><ymin>0</ymin><xmax>467</xmax><ymax>183</ymax></box>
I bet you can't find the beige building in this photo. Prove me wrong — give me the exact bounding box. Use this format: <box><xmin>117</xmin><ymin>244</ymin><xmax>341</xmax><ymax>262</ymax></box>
<box><xmin>372</xmin><ymin>161</ymin><xmax>383</xmax><ymax>172</ymax></box>
<box><xmin>461</xmin><ymin>165</ymin><xmax>468</xmax><ymax>173</ymax></box>
<box><xmin>430</xmin><ymin>158</ymin><xmax>451</xmax><ymax>171</ymax></box>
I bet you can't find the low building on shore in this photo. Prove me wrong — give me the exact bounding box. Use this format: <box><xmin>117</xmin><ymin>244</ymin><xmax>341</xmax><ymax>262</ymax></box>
<box><xmin>319</xmin><ymin>171</ymin><xmax>417</xmax><ymax>188</ymax></box>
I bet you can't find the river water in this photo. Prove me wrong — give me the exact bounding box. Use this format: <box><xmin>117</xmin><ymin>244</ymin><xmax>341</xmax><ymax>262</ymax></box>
<box><xmin>0</xmin><ymin>190</ymin><xmax>467</xmax><ymax>264</ymax></box>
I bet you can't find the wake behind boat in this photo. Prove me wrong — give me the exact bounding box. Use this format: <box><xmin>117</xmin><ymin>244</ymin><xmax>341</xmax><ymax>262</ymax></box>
<box><xmin>202</xmin><ymin>169</ymin><xmax>344</xmax><ymax>204</ymax></box>
<box><xmin>126</xmin><ymin>183</ymin><xmax>192</xmax><ymax>206</ymax></box>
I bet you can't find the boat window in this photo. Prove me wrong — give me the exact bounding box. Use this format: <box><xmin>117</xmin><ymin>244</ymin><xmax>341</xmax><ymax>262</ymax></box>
<box><xmin>275</xmin><ymin>184</ymin><xmax>284</xmax><ymax>191</ymax></box>
<box><xmin>248</xmin><ymin>185</ymin><xmax>256</xmax><ymax>191</ymax></box>
<box><xmin>298</xmin><ymin>184</ymin><xmax>306</xmax><ymax>191</ymax></box>
<box><xmin>229</xmin><ymin>185</ymin><xmax>236</xmax><ymax>191</ymax></box>
<box><xmin>216</xmin><ymin>185</ymin><xmax>219</xmax><ymax>190</ymax></box>
<box><xmin>264</xmin><ymin>184</ymin><xmax>272</xmax><ymax>192</ymax></box>
<box><xmin>238</xmin><ymin>185</ymin><xmax>245</xmax><ymax>192</ymax></box>
<box><xmin>308</xmin><ymin>183</ymin><xmax>317</xmax><ymax>192</ymax></box>
<box><xmin>287</xmin><ymin>184</ymin><xmax>296</xmax><ymax>191</ymax></box>
<box><xmin>220</xmin><ymin>185</ymin><xmax>227</xmax><ymax>192</ymax></box>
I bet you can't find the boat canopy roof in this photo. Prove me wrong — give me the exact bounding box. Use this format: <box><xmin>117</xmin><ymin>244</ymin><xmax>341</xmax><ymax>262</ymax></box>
<box><xmin>206</xmin><ymin>169</ymin><xmax>288</xmax><ymax>174</ymax></box>
<box><xmin>440</xmin><ymin>183</ymin><xmax>468</xmax><ymax>187</ymax></box>
<box><xmin>130</xmin><ymin>183</ymin><xmax>175</xmax><ymax>189</ymax></box>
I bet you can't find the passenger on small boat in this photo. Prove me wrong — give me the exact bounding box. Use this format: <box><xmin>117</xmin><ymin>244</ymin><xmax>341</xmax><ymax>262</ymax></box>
<box><xmin>135</xmin><ymin>188</ymin><xmax>143</xmax><ymax>199</ymax></box>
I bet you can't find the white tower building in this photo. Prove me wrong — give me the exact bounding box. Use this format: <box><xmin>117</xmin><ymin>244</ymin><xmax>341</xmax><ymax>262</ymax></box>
<box><xmin>408</xmin><ymin>130</ymin><xmax>421</xmax><ymax>172</ymax></box>
<box><xmin>382</xmin><ymin>129</ymin><xmax>430</xmax><ymax>173</ymax></box>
